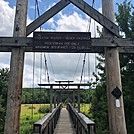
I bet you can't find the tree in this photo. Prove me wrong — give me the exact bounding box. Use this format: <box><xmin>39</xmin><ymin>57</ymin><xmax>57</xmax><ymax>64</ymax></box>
<box><xmin>0</xmin><ymin>68</ymin><xmax>9</xmax><ymax>133</ymax></box>
<box><xmin>90</xmin><ymin>1</ymin><xmax>134</xmax><ymax>133</ymax></box>
<box><xmin>89</xmin><ymin>54</ymin><xmax>109</xmax><ymax>134</ymax></box>
<box><xmin>116</xmin><ymin>0</ymin><xmax>134</xmax><ymax>133</ymax></box>
<box><xmin>116</xmin><ymin>0</ymin><xmax>134</xmax><ymax>39</ymax></box>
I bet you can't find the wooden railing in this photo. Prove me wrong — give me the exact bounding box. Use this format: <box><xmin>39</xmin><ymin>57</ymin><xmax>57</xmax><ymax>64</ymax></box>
<box><xmin>33</xmin><ymin>103</ymin><xmax>62</xmax><ymax>134</ymax></box>
<box><xmin>67</xmin><ymin>103</ymin><xmax>95</xmax><ymax>134</ymax></box>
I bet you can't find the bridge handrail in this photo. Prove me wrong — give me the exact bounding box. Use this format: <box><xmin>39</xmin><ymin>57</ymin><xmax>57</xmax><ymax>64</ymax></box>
<box><xmin>67</xmin><ymin>103</ymin><xmax>95</xmax><ymax>134</ymax></box>
<box><xmin>33</xmin><ymin>103</ymin><xmax>62</xmax><ymax>134</ymax></box>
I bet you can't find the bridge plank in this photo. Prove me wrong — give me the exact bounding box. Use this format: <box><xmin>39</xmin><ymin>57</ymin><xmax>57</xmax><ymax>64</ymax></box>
<box><xmin>54</xmin><ymin>108</ymin><xmax>75</xmax><ymax>134</ymax></box>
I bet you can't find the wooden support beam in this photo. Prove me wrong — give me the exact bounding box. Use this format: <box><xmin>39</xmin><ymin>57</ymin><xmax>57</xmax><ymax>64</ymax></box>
<box><xmin>57</xmin><ymin>93</ymin><xmax>60</xmax><ymax>105</ymax></box>
<box><xmin>92</xmin><ymin>38</ymin><xmax>134</xmax><ymax>47</ymax></box>
<box><xmin>0</xmin><ymin>37</ymin><xmax>134</xmax><ymax>47</ymax></box>
<box><xmin>4</xmin><ymin>0</ymin><xmax>28</xmax><ymax>134</ymax></box>
<box><xmin>102</xmin><ymin>0</ymin><xmax>127</xmax><ymax>133</ymax></box>
<box><xmin>45</xmin><ymin>88</ymin><xmax>84</xmax><ymax>91</ymax></box>
<box><xmin>26</xmin><ymin>0</ymin><xmax>70</xmax><ymax>36</ymax></box>
<box><xmin>73</xmin><ymin>90</ymin><xmax>75</xmax><ymax>108</ymax></box>
<box><xmin>0</xmin><ymin>37</ymin><xmax>32</xmax><ymax>47</ymax></box>
<box><xmin>54</xmin><ymin>92</ymin><xmax>57</xmax><ymax>108</ymax></box>
<box><xmin>0</xmin><ymin>37</ymin><xmax>134</xmax><ymax>53</ymax></box>
<box><xmin>38</xmin><ymin>83</ymin><xmax>91</xmax><ymax>87</ymax></box>
<box><xmin>78</xmin><ymin>85</ymin><xmax>80</xmax><ymax>113</ymax></box>
<box><xmin>69</xmin><ymin>0</ymin><xmax>119</xmax><ymax>37</ymax></box>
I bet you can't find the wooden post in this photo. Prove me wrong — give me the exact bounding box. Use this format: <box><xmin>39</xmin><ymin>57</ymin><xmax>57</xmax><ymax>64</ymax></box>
<box><xmin>78</xmin><ymin>85</ymin><xmax>80</xmax><ymax>112</ymax></box>
<box><xmin>54</xmin><ymin>91</ymin><xmax>56</xmax><ymax>108</ymax></box>
<box><xmin>4</xmin><ymin>0</ymin><xmax>28</xmax><ymax>134</ymax></box>
<box><xmin>50</xmin><ymin>85</ymin><xmax>53</xmax><ymax>112</ymax></box>
<box><xmin>73</xmin><ymin>90</ymin><xmax>75</xmax><ymax>107</ymax></box>
<box><xmin>57</xmin><ymin>93</ymin><xmax>59</xmax><ymax>105</ymax></box>
<box><xmin>59</xmin><ymin>93</ymin><xmax>62</xmax><ymax>103</ymax></box>
<box><xmin>102</xmin><ymin>0</ymin><xmax>127</xmax><ymax>133</ymax></box>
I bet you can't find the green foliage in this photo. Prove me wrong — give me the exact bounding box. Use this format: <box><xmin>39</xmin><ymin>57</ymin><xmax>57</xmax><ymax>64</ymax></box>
<box><xmin>20</xmin><ymin>114</ymin><xmax>34</xmax><ymax>134</ymax></box>
<box><xmin>116</xmin><ymin>1</ymin><xmax>134</xmax><ymax>133</ymax></box>
<box><xmin>90</xmin><ymin>1</ymin><xmax>134</xmax><ymax>134</ymax></box>
<box><xmin>80</xmin><ymin>90</ymin><xmax>94</xmax><ymax>103</ymax></box>
<box><xmin>20</xmin><ymin>104</ymin><xmax>46</xmax><ymax>134</ymax></box>
<box><xmin>89</xmin><ymin>56</ymin><xmax>109</xmax><ymax>134</ymax></box>
<box><xmin>116</xmin><ymin>0</ymin><xmax>134</xmax><ymax>39</ymax></box>
<box><xmin>0</xmin><ymin>68</ymin><xmax>9</xmax><ymax>133</ymax></box>
<box><xmin>90</xmin><ymin>82</ymin><xmax>109</xmax><ymax>134</ymax></box>
<box><xmin>28</xmin><ymin>105</ymin><xmax>36</xmax><ymax>109</ymax></box>
<box><xmin>38</xmin><ymin>105</ymin><xmax>50</xmax><ymax>113</ymax></box>
<box><xmin>22</xmin><ymin>88</ymin><xmax>50</xmax><ymax>104</ymax></box>
<box><xmin>80</xmin><ymin>103</ymin><xmax>92</xmax><ymax>117</ymax></box>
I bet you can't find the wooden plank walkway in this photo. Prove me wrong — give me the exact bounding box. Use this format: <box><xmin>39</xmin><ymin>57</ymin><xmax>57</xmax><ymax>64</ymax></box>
<box><xmin>54</xmin><ymin>108</ymin><xmax>75</xmax><ymax>134</ymax></box>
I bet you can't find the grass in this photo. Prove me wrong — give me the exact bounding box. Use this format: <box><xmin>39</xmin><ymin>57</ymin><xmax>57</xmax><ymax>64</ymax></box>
<box><xmin>80</xmin><ymin>103</ymin><xmax>91</xmax><ymax>113</ymax></box>
<box><xmin>20</xmin><ymin>104</ymin><xmax>50</xmax><ymax>134</ymax></box>
<box><xmin>80</xmin><ymin>103</ymin><xmax>92</xmax><ymax>118</ymax></box>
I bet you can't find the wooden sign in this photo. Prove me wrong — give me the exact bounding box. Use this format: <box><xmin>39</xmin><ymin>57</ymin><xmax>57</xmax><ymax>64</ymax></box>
<box><xmin>33</xmin><ymin>32</ymin><xmax>92</xmax><ymax>53</ymax></box>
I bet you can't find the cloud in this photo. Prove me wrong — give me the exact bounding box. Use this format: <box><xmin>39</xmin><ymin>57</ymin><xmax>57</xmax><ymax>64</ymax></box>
<box><xmin>46</xmin><ymin>2</ymin><xmax>56</xmax><ymax>11</ymax></box>
<box><xmin>55</xmin><ymin>11</ymin><xmax>88</xmax><ymax>32</ymax></box>
<box><xmin>0</xmin><ymin>0</ymin><xmax>15</xmax><ymax>36</ymax></box>
<box><xmin>0</xmin><ymin>0</ymin><xmax>13</xmax><ymax>73</ymax></box>
<box><xmin>0</xmin><ymin>52</ymin><xmax>11</xmax><ymax>68</ymax></box>
<box><xmin>38</xmin><ymin>0</ymin><xmax>42</xmax><ymax>2</ymax></box>
<box><xmin>47</xmin><ymin>11</ymin><xmax>102</xmax><ymax>37</ymax></box>
<box><xmin>23</xmin><ymin>52</ymin><xmax>97</xmax><ymax>87</ymax></box>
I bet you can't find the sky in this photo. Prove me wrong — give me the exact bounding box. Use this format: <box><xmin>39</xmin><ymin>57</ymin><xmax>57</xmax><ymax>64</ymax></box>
<box><xmin>0</xmin><ymin>0</ymin><xmax>133</xmax><ymax>87</ymax></box>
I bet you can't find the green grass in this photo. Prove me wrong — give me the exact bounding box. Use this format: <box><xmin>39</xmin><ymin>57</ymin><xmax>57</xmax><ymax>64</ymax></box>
<box><xmin>20</xmin><ymin>104</ymin><xmax>50</xmax><ymax>134</ymax></box>
<box><xmin>80</xmin><ymin>103</ymin><xmax>92</xmax><ymax>117</ymax></box>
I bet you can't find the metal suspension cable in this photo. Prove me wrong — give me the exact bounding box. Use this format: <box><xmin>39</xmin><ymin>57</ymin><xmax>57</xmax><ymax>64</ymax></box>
<box><xmin>48</xmin><ymin>53</ymin><xmax>56</xmax><ymax>80</ymax></box>
<box><xmin>72</xmin><ymin>53</ymin><xmax>82</xmax><ymax>80</ymax></box>
<box><xmin>34</xmin><ymin>0</ymin><xmax>43</xmax><ymax>120</ymax></box>
<box><xmin>35</xmin><ymin>0</ymin><xmax>40</xmax><ymax>16</ymax></box>
<box><xmin>92</xmin><ymin>0</ymin><xmax>95</xmax><ymax>7</ymax></box>
<box><xmin>87</xmin><ymin>0</ymin><xmax>95</xmax><ymax>32</ymax></box>
<box><xmin>88</xmin><ymin>54</ymin><xmax>91</xmax><ymax>82</ymax></box>
<box><xmin>80</xmin><ymin>0</ymin><xmax>95</xmax><ymax>83</ymax></box>
<box><xmin>35</xmin><ymin>0</ymin><xmax>51</xmax><ymax>84</ymax></box>
<box><xmin>31</xmin><ymin>52</ymin><xmax>35</xmax><ymax>127</ymax></box>
<box><xmin>35</xmin><ymin>0</ymin><xmax>42</xmax><ymax>30</ymax></box>
<box><xmin>80</xmin><ymin>53</ymin><xmax>86</xmax><ymax>83</ymax></box>
<box><xmin>39</xmin><ymin>53</ymin><xmax>43</xmax><ymax>119</ymax></box>
<box><xmin>31</xmin><ymin>0</ymin><xmax>41</xmax><ymax>126</ymax></box>
<box><xmin>35</xmin><ymin>0</ymin><xmax>50</xmax><ymax>85</ymax></box>
<box><xmin>93</xmin><ymin>0</ymin><xmax>98</xmax><ymax>82</ymax></box>
<box><xmin>40</xmin><ymin>53</ymin><xmax>42</xmax><ymax>84</ymax></box>
<box><xmin>44</xmin><ymin>53</ymin><xmax>50</xmax><ymax>83</ymax></box>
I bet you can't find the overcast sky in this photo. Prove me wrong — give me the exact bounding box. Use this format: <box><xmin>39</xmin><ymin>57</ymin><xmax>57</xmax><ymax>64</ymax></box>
<box><xmin>0</xmin><ymin>0</ymin><xmax>133</xmax><ymax>87</ymax></box>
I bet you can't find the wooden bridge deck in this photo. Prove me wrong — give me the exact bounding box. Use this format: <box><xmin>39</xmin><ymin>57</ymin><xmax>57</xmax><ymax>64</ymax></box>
<box><xmin>54</xmin><ymin>108</ymin><xmax>75</xmax><ymax>134</ymax></box>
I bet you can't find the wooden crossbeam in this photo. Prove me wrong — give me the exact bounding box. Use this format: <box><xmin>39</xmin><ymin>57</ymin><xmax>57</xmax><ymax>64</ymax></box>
<box><xmin>69</xmin><ymin>0</ymin><xmax>119</xmax><ymax>37</ymax></box>
<box><xmin>38</xmin><ymin>83</ymin><xmax>91</xmax><ymax>87</ymax></box>
<box><xmin>0</xmin><ymin>37</ymin><xmax>134</xmax><ymax>53</ymax></box>
<box><xmin>43</xmin><ymin>88</ymin><xmax>85</xmax><ymax>90</ymax></box>
<box><xmin>26</xmin><ymin>0</ymin><xmax>70</xmax><ymax>36</ymax></box>
<box><xmin>92</xmin><ymin>38</ymin><xmax>134</xmax><ymax>47</ymax></box>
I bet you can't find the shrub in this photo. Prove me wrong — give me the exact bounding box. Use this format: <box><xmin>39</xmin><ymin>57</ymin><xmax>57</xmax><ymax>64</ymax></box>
<box><xmin>28</xmin><ymin>106</ymin><xmax>36</xmax><ymax>109</ymax></box>
<box><xmin>38</xmin><ymin>105</ymin><xmax>50</xmax><ymax>114</ymax></box>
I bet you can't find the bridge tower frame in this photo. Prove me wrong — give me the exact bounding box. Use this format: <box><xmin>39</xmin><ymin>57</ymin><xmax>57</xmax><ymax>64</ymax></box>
<box><xmin>2</xmin><ymin>0</ymin><xmax>128</xmax><ymax>133</ymax></box>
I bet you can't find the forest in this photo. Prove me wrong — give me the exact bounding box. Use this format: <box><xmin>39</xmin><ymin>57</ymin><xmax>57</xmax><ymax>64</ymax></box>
<box><xmin>0</xmin><ymin>0</ymin><xmax>134</xmax><ymax>134</ymax></box>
